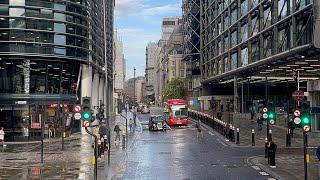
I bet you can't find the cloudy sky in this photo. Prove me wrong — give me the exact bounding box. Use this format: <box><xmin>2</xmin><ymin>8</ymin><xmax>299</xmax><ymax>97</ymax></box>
<box><xmin>115</xmin><ymin>0</ymin><xmax>182</xmax><ymax>79</ymax></box>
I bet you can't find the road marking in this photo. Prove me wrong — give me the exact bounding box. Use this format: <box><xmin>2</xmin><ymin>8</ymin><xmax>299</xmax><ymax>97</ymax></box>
<box><xmin>216</xmin><ymin>138</ymin><xmax>227</xmax><ymax>146</ymax></box>
<box><xmin>208</xmin><ymin>132</ymin><xmax>214</xmax><ymax>136</ymax></box>
<box><xmin>268</xmin><ymin>178</ymin><xmax>277</xmax><ymax>180</ymax></box>
<box><xmin>251</xmin><ymin>165</ymin><xmax>261</xmax><ymax>170</ymax></box>
<box><xmin>259</xmin><ymin>172</ymin><xmax>269</xmax><ymax>176</ymax></box>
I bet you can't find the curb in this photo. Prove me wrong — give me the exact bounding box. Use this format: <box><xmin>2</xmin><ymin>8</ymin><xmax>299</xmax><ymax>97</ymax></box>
<box><xmin>5</xmin><ymin>132</ymin><xmax>82</xmax><ymax>145</ymax></box>
<box><xmin>247</xmin><ymin>156</ymin><xmax>284</xmax><ymax>180</ymax></box>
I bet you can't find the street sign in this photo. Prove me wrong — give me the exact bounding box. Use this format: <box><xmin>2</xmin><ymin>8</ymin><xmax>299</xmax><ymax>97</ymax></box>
<box><xmin>292</xmin><ymin>90</ymin><xmax>304</xmax><ymax>102</ymax></box>
<box><xmin>303</xmin><ymin>125</ymin><xmax>310</xmax><ymax>132</ymax></box>
<box><xmin>263</xmin><ymin>108</ymin><xmax>268</xmax><ymax>113</ymax></box>
<box><xmin>294</xmin><ymin>109</ymin><xmax>301</xmax><ymax>117</ymax></box>
<box><xmin>74</xmin><ymin>112</ymin><xmax>81</xmax><ymax>120</ymax></box>
<box><xmin>294</xmin><ymin>117</ymin><xmax>301</xmax><ymax>124</ymax></box>
<box><xmin>263</xmin><ymin>113</ymin><xmax>268</xmax><ymax>119</ymax></box>
<box><xmin>74</xmin><ymin>105</ymin><xmax>81</xmax><ymax>112</ymax></box>
<box><xmin>83</xmin><ymin>120</ymin><xmax>90</xmax><ymax>127</ymax></box>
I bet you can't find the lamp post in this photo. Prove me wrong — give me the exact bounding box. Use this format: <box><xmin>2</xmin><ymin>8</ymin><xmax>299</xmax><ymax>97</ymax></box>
<box><xmin>133</xmin><ymin>67</ymin><xmax>136</xmax><ymax>124</ymax></box>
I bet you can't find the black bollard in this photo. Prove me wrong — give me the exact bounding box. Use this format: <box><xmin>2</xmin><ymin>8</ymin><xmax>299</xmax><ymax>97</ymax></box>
<box><xmin>269</xmin><ymin>129</ymin><xmax>272</xmax><ymax>141</ymax></box>
<box><xmin>98</xmin><ymin>139</ymin><xmax>102</xmax><ymax>158</ymax></box>
<box><xmin>122</xmin><ymin>134</ymin><xmax>126</xmax><ymax>149</ymax></box>
<box><xmin>265</xmin><ymin>137</ymin><xmax>270</xmax><ymax>164</ymax></box>
<box><xmin>286</xmin><ymin>129</ymin><xmax>291</xmax><ymax>147</ymax></box>
<box><xmin>236</xmin><ymin>128</ymin><xmax>240</xmax><ymax>144</ymax></box>
<box><xmin>252</xmin><ymin>129</ymin><xmax>255</xmax><ymax>146</ymax></box>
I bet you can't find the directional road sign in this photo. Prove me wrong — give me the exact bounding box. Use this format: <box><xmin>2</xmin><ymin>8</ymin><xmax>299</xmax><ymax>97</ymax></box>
<box><xmin>292</xmin><ymin>90</ymin><xmax>304</xmax><ymax>102</ymax></box>
<box><xmin>82</xmin><ymin>120</ymin><xmax>90</xmax><ymax>127</ymax></box>
<box><xmin>294</xmin><ymin>109</ymin><xmax>301</xmax><ymax>117</ymax></box>
<box><xmin>294</xmin><ymin>117</ymin><xmax>301</xmax><ymax>125</ymax></box>
<box><xmin>74</xmin><ymin>105</ymin><xmax>81</xmax><ymax>113</ymax></box>
<box><xmin>263</xmin><ymin>113</ymin><xmax>268</xmax><ymax>119</ymax></box>
<box><xmin>74</xmin><ymin>112</ymin><xmax>81</xmax><ymax>120</ymax></box>
<box><xmin>263</xmin><ymin>108</ymin><xmax>268</xmax><ymax>113</ymax></box>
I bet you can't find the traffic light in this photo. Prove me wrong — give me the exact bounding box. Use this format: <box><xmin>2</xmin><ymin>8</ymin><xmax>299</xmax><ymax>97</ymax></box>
<box><xmin>301</xmin><ymin>102</ymin><xmax>311</xmax><ymax>132</ymax></box>
<box><xmin>262</xmin><ymin>107</ymin><xmax>269</xmax><ymax>121</ymax></box>
<box><xmin>82</xmin><ymin>97</ymin><xmax>92</xmax><ymax>121</ymax></box>
<box><xmin>268</xmin><ymin>104</ymin><xmax>276</xmax><ymax>125</ymax></box>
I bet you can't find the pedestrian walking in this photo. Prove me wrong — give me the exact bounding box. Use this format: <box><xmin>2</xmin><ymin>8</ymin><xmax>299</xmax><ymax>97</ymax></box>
<box><xmin>129</xmin><ymin>118</ymin><xmax>134</xmax><ymax>133</ymax></box>
<box><xmin>0</xmin><ymin>127</ymin><xmax>5</xmax><ymax>147</ymax></box>
<box><xmin>250</xmin><ymin>106</ymin><xmax>255</xmax><ymax>120</ymax></box>
<box><xmin>114</xmin><ymin>124</ymin><xmax>121</xmax><ymax>142</ymax></box>
<box><xmin>162</xmin><ymin>120</ymin><xmax>167</xmax><ymax>132</ymax></box>
<box><xmin>196</xmin><ymin>120</ymin><xmax>203</xmax><ymax>140</ymax></box>
<box><xmin>256</xmin><ymin>113</ymin><xmax>263</xmax><ymax>131</ymax></box>
<box><xmin>267</xmin><ymin>140</ymin><xmax>277</xmax><ymax>168</ymax></box>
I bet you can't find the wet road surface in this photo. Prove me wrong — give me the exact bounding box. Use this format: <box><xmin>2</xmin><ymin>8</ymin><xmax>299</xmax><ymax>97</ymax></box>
<box><xmin>118</xmin><ymin>114</ymin><xmax>270</xmax><ymax>180</ymax></box>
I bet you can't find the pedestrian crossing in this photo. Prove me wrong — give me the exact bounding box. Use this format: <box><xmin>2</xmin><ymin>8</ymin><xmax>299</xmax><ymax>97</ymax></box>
<box><xmin>251</xmin><ymin>165</ymin><xmax>277</xmax><ymax>180</ymax></box>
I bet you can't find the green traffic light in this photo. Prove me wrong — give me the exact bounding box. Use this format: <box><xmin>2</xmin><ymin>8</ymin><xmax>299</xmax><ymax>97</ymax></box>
<box><xmin>302</xmin><ymin>117</ymin><xmax>310</xmax><ymax>124</ymax></box>
<box><xmin>83</xmin><ymin>112</ymin><xmax>91</xmax><ymax>119</ymax></box>
<box><xmin>268</xmin><ymin>113</ymin><xmax>274</xmax><ymax>119</ymax></box>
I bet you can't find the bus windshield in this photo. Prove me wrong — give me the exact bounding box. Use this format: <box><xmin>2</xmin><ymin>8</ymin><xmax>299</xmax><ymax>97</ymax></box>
<box><xmin>173</xmin><ymin>108</ymin><xmax>188</xmax><ymax>118</ymax></box>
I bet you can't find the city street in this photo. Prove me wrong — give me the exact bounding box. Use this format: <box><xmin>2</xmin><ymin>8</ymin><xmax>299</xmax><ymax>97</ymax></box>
<box><xmin>115</xmin><ymin>114</ymin><xmax>271</xmax><ymax>180</ymax></box>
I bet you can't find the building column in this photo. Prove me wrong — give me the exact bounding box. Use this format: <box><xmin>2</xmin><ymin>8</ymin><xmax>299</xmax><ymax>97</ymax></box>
<box><xmin>81</xmin><ymin>64</ymin><xmax>92</xmax><ymax>134</ymax></box>
<box><xmin>81</xmin><ymin>64</ymin><xmax>93</xmax><ymax>99</ymax></box>
<box><xmin>234</xmin><ymin>76</ymin><xmax>238</xmax><ymax>113</ymax></box>
<box><xmin>92</xmin><ymin>72</ymin><xmax>99</xmax><ymax>115</ymax></box>
<box><xmin>98</xmin><ymin>76</ymin><xmax>104</xmax><ymax>105</ymax></box>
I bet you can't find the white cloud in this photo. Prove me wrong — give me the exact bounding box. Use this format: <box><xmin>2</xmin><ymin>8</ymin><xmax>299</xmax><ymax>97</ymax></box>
<box><xmin>115</xmin><ymin>0</ymin><xmax>181</xmax><ymax>19</ymax></box>
<box><xmin>139</xmin><ymin>4</ymin><xmax>181</xmax><ymax>16</ymax></box>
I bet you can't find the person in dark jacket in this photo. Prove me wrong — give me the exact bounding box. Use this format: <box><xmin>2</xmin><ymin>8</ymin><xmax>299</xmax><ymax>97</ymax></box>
<box><xmin>114</xmin><ymin>124</ymin><xmax>121</xmax><ymax>141</ymax></box>
<box><xmin>268</xmin><ymin>140</ymin><xmax>277</xmax><ymax>168</ymax></box>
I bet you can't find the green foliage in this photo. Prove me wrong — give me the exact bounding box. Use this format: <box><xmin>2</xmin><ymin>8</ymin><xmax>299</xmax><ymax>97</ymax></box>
<box><xmin>163</xmin><ymin>77</ymin><xmax>187</xmax><ymax>100</ymax></box>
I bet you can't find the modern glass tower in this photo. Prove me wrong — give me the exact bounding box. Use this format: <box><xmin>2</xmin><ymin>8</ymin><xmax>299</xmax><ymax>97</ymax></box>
<box><xmin>0</xmin><ymin>0</ymin><xmax>114</xmax><ymax>141</ymax></box>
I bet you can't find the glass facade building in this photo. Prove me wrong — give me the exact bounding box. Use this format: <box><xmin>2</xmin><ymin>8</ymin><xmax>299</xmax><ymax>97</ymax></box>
<box><xmin>0</xmin><ymin>0</ymin><xmax>113</xmax><ymax>141</ymax></box>
<box><xmin>201</xmin><ymin>0</ymin><xmax>316</xmax><ymax>82</ymax></box>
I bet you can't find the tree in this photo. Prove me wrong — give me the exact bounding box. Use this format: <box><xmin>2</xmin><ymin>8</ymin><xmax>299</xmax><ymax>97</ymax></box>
<box><xmin>163</xmin><ymin>77</ymin><xmax>187</xmax><ymax>100</ymax></box>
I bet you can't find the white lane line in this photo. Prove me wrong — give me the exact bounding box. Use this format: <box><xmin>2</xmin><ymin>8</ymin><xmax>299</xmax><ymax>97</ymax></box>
<box><xmin>208</xmin><ymin>132</ymin><xmax>214</xmax><ymax>136</ymax></box>
<box><xmin>251</xmin><ymin>165</ymin><xmax>261</xmax><ymax>170</ymax></box>
<box><xmin>259</xmin><ymin>172</ymin><xmax>269</xmax><ymax>176</ymax></box>
<box><xmin>268</xmin><ymin>178</ymin><xmax>277</xmax><ymax>180</ymax></box>
<box><xmin>216</xmin><ymin>138</ymin><xmax>227</xmax><ymax>146</ymax></box>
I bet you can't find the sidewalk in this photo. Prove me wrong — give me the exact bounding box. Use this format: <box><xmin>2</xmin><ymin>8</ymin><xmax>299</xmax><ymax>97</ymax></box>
<box><xmin>248</xmin><ymin>154</ymin><xmax>320</xmax><ymax>180</ymax></box>
<box><xmin>195</xmin><ymin>110</ymin><xmax>320</xmax><ymax>148</ymax></box>
<box><xmin>0</xmin><ymin>110</ymin><xmax>141</xmax><ymax>180</ymax></box>
<box><xmin>190</xmin><ymin>109</ymin><xmax>320</xmax><ymax>180</ymax></box>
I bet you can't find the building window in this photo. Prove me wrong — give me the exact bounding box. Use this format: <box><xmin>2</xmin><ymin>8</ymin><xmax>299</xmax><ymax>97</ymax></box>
<box><xmin>241</xmin><ymin>0</ymin><xmax>248</xmax><ymax>17</ymax></box>
<box><xmin>54</xmin><ymin>23</ymin><xmax>66</xmax><ymax>33</ymax></box>
<box><xmin>223</xmin><ymin>36</ymin><xmax>229</xmax><ymax>52</ymax></box>
<box><xmin>0</xmin><ymin>6</ymin><xmax>9</xmax><ymax>15</ymax></box>
<box><xmin>9</xmin><ymin>0</ymin><xmax>24</xmax><ymax>6</ymax></box>
<box><xmin>231</xmin><ymin>8</ymin><xmax>237</xmax><ymax>25</ymax></box>
<box><xmin>263</xmin><ymin>35</ymin><xmax>273</xmax><ymax>57</ymax></box>
<box><xmin>30</xmin><ymin>61</ymin><xmax>46</xmax><ymax>93</ymax></box>
<box><xmin>279</xmin><ymin>27</ymin><xmax>290</xmax><ymax>52</ymax></box>
<box><xmin>231</xmin><ymin>53</ymin><xmax>237</xmax><ymax>70</ymax></box>
<box><xmin>263</xmin><ymin>6</ymin><xmax>272</xmax><ymax>29</ymax></box>
<box><xmin>251</xmin><ymin>15</ymin><xmax>259</xmax><ymax>36</ymax></box>
<box><xmin>223</xmin><ymin>15</ymin><xmax>229</xmax><ymax>31</ymax></box>
<box><xmin>231</xmin><ymin>30</ymin><xmax>237</xmax><ymax>48</ymax></box>
<box><xmin>241</xmin><ymin>48</ymin><xmax>248</xmax><ymax>66</ymax></box>
<box><xmin>251</xmin><ymin>0</ymin><xmax>259</xmax><ymax>9</ymax></box>
<box><xmin>278</xmin><ymin>0</ymin><xmax>289</xmax><ymax>19</ymax></box>
<box><xmin>252</xmin><ymin>41</ymin><xmax>260</xmax><ymax>62</ymax></box>
<box><xmin>241</xmin><ymin>23</ymin><xmax>248</xmax><ymax>42</ymax></box>
<box><xmin>224</xmin><ymin>57</ymin><xmax>230</xmax><ymax>72</ymax></box>
<box><xmin>9</xmin><ymin>8</ymin><xmax>25</xmax><ymax>17</ymax></box>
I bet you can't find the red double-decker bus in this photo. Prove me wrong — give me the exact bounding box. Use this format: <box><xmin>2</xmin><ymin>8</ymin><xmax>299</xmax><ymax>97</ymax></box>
<box><xmin>165</xmin><ymin>99</ymin><xmax>189</xmax><ymax>126</ymax></box>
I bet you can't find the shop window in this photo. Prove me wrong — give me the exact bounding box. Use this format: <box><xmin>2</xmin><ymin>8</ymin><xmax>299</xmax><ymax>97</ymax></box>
<box><xmin>30</xmin><ymin>61</ymin><xmax>46</xmax><ymax>93</ymax></box>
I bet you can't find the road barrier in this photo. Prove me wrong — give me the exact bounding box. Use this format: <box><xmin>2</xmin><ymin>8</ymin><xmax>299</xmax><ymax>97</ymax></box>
<box><xmin>188</xmin><ymin>109</ymin><xmax>238</xmax><ymax>144</ymax></box>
